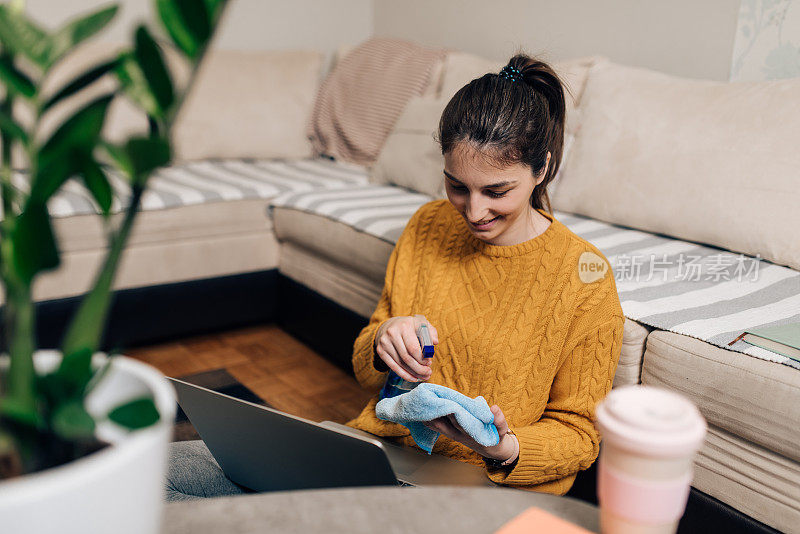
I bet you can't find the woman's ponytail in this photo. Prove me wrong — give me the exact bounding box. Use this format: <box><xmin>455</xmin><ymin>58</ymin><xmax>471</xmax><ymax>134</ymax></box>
<box><xmin>516</xmin><ymin>57</ymin><xmax>567</xmax><ymax>210</ymax></box>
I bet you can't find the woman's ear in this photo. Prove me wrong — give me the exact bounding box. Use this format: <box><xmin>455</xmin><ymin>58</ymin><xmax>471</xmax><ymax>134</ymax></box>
<box><xmin>535</xmin><ymin>151</ymin><xmax>551</xmax><ymax>186</ymax></box>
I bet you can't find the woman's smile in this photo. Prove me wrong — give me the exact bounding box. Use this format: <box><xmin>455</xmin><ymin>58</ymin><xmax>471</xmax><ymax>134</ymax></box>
<box><xmin>469</xmin><ymin>215</ymin><xmax>502</xmax><ymax>231</ymax></box>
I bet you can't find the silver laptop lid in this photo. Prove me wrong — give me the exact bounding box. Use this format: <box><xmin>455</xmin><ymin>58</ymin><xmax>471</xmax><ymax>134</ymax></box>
<box><xmin>169</xmin><ymin>378</ymin><xmax>399</xmax><ymax>491</ymax></box>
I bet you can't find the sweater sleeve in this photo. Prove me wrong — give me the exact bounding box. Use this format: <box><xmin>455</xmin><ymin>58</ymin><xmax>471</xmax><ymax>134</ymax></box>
<box><xmin>351</xmin><ymin>203</ymin><xmax>428</xmax><ymax>390</ymax></box>
<box><xmin>487</xmin><ymin>285</ymin><xmax>625</xmax><ymax>490</ymax></box>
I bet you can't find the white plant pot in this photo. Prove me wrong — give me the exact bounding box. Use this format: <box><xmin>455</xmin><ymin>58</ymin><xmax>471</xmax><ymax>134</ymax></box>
<box><xmin>0</xmin><ymin>350</ymin><xmax>176</xmax><ymax>534</ymax></box>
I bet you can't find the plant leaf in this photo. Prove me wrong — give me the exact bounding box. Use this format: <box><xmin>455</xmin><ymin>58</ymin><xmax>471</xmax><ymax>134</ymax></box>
<box><xmin>49</xmin><ymin>5</ymin><xmax>118</xmax><ymax>65</ymax></box>
<box><xmin>156</xmin><ymin>0</ymin><xmax>198</xmax><ymax>59</ymax></box>
<box><xmin>126</xmin><ymin>136</ymin><xmax>171</xmax><ymax>186</ymax></box>
<box><xmin>59</xmin><ymin>286</ymin><xmax>108</xmax><ymax>364</ymax></box>
<box><xmin>51</xmin><ymin>399</ymin><xmax>96</xmax><ymax>441</ymax></box>
<box><xmin>178</xmin><ymin>0</ymin><xmax>211</xmax><ymax>45</ymax></box>
<box><xmin>11</xmin><ymin>200</ymin><xmax>60</xmax><ymax>284</ymax></box>
<box><xmin>59</xmin><ymin>199</ymin><xmax>127</xmax><ymax>359</ymax></box>
<box><xmin>0</xmin><ymin>5</ymin><xmax>52</xmax><ymax>68</ymax></box>
<box><xmin>0</xmin><ymin>397</ymin><xmax>43</xmax><ymax>428</ymax></box>
<box><xmin>115</xmin><ymin>52</ymin><xmax>160</xmax><ymax>118</ymax></box>
<box><xmin>53</xmin><ymin>346</ymin><xmax>95</xmax><ymax>399</ymax></box>
<box><xmin>0</xmin><ymin>54</ymin><xmax>36</xmax><ymax>99</ymax></box>
<box><xmin>204</xmin><ymin>0</ymin><xmax>226</xmax><ymax>25</ymax></box>
<box><xmin>60</xmin><ymin>181</ymin><xmax>148</xmax><ymax>360</ymax></box>
<box><xmin>78</xmin><ymin>154</ymin><xmax>113</xmax><ymax>216</ymax></box>
<box><xmin>0</xmin><ymin>107</ymin><xmax>29</xmax><ymax>144</ymax></box>
<box><xmin>29</xmin><ymin>154</ymin><xmax>77</xmax><ymax>209</ymax></box>
<box><xmin>99</xmin><ymin>141</ymin><xmax>134</xmax><ymax>179</ymax></box>
<box><xmin>40</xmin><ymin>94</ymin><xmax>113</xmax><ymax>153</ymax></box>
<box><xmin>38</xmin><ymin>372</ymin><xmax>72</xmax><ymax>408</ymax></box>
<box><xmin>107</xmin><ymin>397</ymin><xmax>159</xmax><ymax>430</ymax></box>
<box><xmin>116</xmin><ymin>27</ymin><xmax>174</xmax><ymax>120</ymax></box>
<box><xmin>133</xmin><ymin>26</ymin><xmax>174</xmax><ymax>116</ymax></box>
<box><xmin>156</xmin><ymin>0</ymin><xmax>211</xmax><ymax>60</ymax></box>
<box><xmin>41</xmin><ymin>59</ymin><xmax>118</xmax><ymax>113</ymax></box>
<box><xmin>32</xmin><ymin>94</ymin><xmax>113</xmax><ymax>202</ymax></box>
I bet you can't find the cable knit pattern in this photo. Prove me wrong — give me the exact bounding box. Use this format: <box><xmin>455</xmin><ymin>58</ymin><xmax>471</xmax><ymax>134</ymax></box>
<box><xmin>346</xmin><ymin>200</ymin><xmax>625</xmax><ymax>494</ymax></box>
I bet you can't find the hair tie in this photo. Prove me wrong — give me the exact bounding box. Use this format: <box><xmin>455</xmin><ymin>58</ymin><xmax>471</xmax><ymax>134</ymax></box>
<box><xmin>499</xmin><ymin>65</ymin><xmax>522</xmax><ymax>83</ymax></box>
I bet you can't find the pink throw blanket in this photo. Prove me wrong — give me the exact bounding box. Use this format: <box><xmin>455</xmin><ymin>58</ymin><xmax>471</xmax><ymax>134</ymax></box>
<box><xmin>306</xmin><ymin>37</ymin><xmax>448</xmax><ymax>166</ymax></box>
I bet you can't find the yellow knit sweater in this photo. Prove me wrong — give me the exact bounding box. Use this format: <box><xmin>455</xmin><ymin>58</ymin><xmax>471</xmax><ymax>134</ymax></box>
<box><xmin>346</xmin><ymin>200</ymin><xmax>625</xmax><ymax>494</ymax></box>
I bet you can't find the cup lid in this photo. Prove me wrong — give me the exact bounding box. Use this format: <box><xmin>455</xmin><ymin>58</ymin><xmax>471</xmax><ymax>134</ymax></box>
<box><xmin>595</xmin><ymin>385</ymin><xmax>707</xmax><ymax>457</ymax></box>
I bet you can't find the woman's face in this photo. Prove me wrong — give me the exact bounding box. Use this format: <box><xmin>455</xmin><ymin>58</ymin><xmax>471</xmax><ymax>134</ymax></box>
<box><xmin>443</xmin><ymin>143</ymin><xmax>549</xmax><ymax>246</ymax></box>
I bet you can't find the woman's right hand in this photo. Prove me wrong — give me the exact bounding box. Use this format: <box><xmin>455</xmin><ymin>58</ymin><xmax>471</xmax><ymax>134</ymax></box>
<box><xmin>374</xmin><ymin>314</ymin><xmax>439</xmax><ymax>382</ymax></box>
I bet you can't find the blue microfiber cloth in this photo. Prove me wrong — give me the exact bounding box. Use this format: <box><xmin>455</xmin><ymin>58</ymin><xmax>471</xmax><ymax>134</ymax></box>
<box><xmin>375</xmin><ymin>383</ymin><xmax>500</xmax><ymax>454</ymax></box>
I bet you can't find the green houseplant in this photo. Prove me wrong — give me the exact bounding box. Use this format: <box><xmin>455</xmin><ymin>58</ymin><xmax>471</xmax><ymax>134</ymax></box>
<box><xmin>0</xmin><ymin>0</ymin><xmax>226</xmax><ymax>485</ymax></box>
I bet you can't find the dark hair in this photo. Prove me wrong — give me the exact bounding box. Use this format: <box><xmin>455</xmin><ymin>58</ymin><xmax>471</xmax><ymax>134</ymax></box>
<box><xmin>435</xmin><ymin>52</ymin><xmax>569</xmax><ymax>214</ymax></box>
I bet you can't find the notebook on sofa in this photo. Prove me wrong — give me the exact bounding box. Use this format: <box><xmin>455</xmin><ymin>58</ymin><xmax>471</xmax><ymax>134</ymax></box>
<box><xmin>737</xmin><ymin>322</ymin><xmax>800</xmax><ymax>362</ymax></box>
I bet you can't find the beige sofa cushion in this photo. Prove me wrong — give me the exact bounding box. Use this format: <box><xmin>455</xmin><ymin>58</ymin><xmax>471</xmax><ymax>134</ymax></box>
<box><xmin>272</xmin><ymin>206</ymin><xmax>394</xmax><ymax>285</ymax></box>
<box><xmin>614</xmin><ymin>318</ymin><xmax>650</xmax><ymax>387</ymax></box>
<box><xmin>642</xmin><ymin>330</ymin><xmax>800</xmax><ymax>462</ymax></box>
<box><xmin>40</xmin><ymin>46</ymin><xmax>320</xmax><ymax>162</ymax></box>
<box><xmin>11</xmin><ymin>197</ymin><xmax>280</xmax><ymax>305</ymax></box>
<box><xmin>273</xmin><ymin>206</ymin><xmax>393</xmax><ymax>318</ymax></box>
<box><xmin>438</xmin><ymin>51</ymin><xmax>502</xmax><ymax>100</ymax></box>
<box><xmin>279</xmin><ymin>242</ymin><xmax>385</xmax><ymax>319</ymax></box>
<box><xmin>369</xmin><ymin>95</ymin><xmax>449</xmax><ymax>198</ymax></box>
<box><xmin>22</xmin><ymin>198</ymin><xmax>279</xmax><ymax>304</ymax></box>
<box><xmin>693</xmin><ymin>424</ymin><xmax>800</xmax><ymax>534</ymax></box>
<box><xmin>52</xmin><ymin>198</ymin><xmax>275</xmax><ymax>255</ymax></box>
<box><xmin>172</xmin><ymin>49</ymin><xmax>323</xmax><ymax>161</ymax></box>
<box><xmin>40</xmin><ymin>44</ymin><xmax>323</xmax><ymax>165</ymax></box>
<box><xmin>552</xmin><ymin>61</ymin><xmax>800</xmax><ymax>271</ymax></box>
<box><xmin>28</xmin><ymin>229</ymin><xmax>278</xmax><ymax>305</ymax></box>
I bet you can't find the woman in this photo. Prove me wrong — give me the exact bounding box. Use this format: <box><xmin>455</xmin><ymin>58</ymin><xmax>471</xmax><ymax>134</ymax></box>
<box><xmin>345</xmin><ymin>54</ymin><xmax>624</xmax><ymax>494</ymax></box>
<box><xmin>163</xmin><ymin>53</ymin><xmax>624</xmax><ymax>500</ymax></box>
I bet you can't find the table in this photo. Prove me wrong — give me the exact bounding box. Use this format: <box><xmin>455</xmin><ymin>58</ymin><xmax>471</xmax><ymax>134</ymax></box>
<box><xmin>161</xmin><ymin>485</ymin><xmax>599</xmax><ymax>533</ymax></box>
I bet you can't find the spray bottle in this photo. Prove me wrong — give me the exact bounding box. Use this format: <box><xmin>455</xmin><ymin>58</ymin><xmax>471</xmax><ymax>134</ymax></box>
<box><xmin>379</xmin><ymin>323</ymin><xmax>434</xmax><ymax>400</ymax></box>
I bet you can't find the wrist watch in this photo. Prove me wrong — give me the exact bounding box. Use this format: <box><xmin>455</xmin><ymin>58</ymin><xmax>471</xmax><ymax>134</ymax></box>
<box><xmin>484</xmin><ymin>429</ymin><xmax>519</xmax><ymax>469</ymax></box>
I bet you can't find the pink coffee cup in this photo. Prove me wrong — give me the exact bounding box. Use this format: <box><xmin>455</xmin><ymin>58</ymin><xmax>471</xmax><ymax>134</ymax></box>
<box><xmin>595</xmin><ymin>385</ymin><xmax>707</xmax><ymax>534</ymax></box>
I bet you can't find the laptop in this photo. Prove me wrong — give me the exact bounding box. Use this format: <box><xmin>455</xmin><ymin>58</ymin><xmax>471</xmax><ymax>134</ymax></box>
<box><xmin>169</xmin><ymin>377</ymin><xmax>496</xmax><ymax>491</ymax></box>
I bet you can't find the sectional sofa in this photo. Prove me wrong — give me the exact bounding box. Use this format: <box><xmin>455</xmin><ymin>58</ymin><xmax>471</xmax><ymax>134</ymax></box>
<box><xmin>8</xmin><ymin>41</ymin><xmax>798</xmax><ymax>534</ymax></box>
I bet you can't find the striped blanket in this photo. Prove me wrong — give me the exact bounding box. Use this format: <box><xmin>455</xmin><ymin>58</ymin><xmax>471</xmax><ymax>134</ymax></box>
<box><xmin>10</xmin><ymin>156</ymin><xmax>797</xmax><ymax>370</ymax></box>
<box><xmin>3</xmin><ymin>158</ymin><xmax>369</xmax><ymax>219</ymax></box>
<box><xmin>269</xmin><ymin>178</ymin><xmax>800</xmax><ymax>371</ymax></box>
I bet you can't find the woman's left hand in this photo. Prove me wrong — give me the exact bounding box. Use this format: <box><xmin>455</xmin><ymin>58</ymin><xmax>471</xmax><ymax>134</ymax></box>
<box><xmin>424</xmin><ymin>404</ymin><xmax>519</xmax><ymax>463</ymax></box>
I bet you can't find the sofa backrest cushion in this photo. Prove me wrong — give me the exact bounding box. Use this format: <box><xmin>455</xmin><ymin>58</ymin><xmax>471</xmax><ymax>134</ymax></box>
<box><xmin>437</xmin><ymin>51</ymin><xmax>502</xmax><ymax>101</ymax></box>
<box><xmin>370</xmin><ymin>95</ymin><xmax>449</xmax><ymax>198</ymax></box>
<box><xmin>552</xmin><ymin>61</ymin><xmax>800</xmax><ymax>270</ymax></box>
<box><xmin>172</xmin><ymin>49</ymin><xmax>323</xmax><ymax>161</ymax></box>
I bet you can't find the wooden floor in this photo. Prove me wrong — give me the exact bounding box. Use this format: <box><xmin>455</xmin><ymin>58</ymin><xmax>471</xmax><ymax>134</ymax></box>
<box><xmin>126</xmin><ymin>324</ymin><xmax>373</xmax><ymax>424</ymax></box>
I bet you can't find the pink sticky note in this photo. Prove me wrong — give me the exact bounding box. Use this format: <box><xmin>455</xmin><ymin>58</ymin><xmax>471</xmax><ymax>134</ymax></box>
<box><xmin>494</xmin><ymin>507</ymin><xmax>594</xmax><ymax>534</ymax></box>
